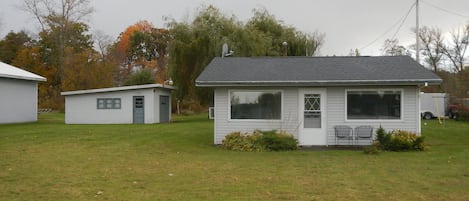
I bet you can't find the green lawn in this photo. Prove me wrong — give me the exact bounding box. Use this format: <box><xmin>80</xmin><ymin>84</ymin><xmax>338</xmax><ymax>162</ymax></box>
<box><xmin>1</xmin><ymin>113</ymin><xmax>468</xmax><ymax>201</ymax></box>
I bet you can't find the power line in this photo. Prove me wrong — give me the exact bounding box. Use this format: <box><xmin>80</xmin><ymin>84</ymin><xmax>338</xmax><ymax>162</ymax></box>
<box><xmin>422</xmin><ymin>0</ymin><xmax>469</xmax><ymax>19</ymax></box>
<box><xmin>390</xmin><ymin>3</ymin><xmax>416</xmax><ymax>41</ymax></box>
<box><xmin>359</xmin><ymin>2</ymin><xmax>416</xmax><ymax>51</ymax></box>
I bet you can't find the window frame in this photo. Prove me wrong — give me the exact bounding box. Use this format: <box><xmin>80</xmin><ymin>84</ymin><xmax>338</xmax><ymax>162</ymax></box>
<box><xmin>345</xmin><ymin>88</ymin><xmax>403</xmax><ymax>122</ymax></box>
<box><xmin>228</xmin><ymin>89</ymin><xmax>284</xmax><ymax>122</ymax></box>
<box><xmin>97</xmin><ymin>98</ymin><xmax>121</xmax><ymax>110</ymax></box>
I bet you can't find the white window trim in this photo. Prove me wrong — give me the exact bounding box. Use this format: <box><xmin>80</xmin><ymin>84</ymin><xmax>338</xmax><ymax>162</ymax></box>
<box><xmin>97</xmin><ymin>98</ymin><xmax>121</xmax><ymax>110</ymax></box>
<box><xmin>345</xmin><ymin>88</ymin><xmax>404</xmax><ymax>122</ymax></box>
<box><xmin>228</xmin><ymin>89</ymin><xmax>284</xmax><ymax>122</ymax></box>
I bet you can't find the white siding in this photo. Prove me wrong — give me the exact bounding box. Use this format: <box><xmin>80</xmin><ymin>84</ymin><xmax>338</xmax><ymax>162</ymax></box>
<box><xmin>65</xmin><ymin>88</ymin><xmax>160</xmax><ymax>124</ymax></box>
<box><xmin>0</xmin><ymin>78</ymin><xmax>39</xmax><ymax>123</ymax></box>
<box><xmin>213</xmin><ymin>86</ymin><xmax>420</xmax><ymax>145</ymax></box>
<box><xmin>325</xmin><ymin>86</ymin><xmax>419</xmax><ymax>145</ymax></box>
<box><xmin>214</xmin><ymin>87</ymin><xmax>299</xmax><ymax>144</ymax></box>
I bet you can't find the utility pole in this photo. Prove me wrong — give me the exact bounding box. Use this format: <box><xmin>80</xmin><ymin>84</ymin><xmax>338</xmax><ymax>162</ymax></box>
<box><xmin>416</xmin><ymin>0</ymin><xmax>420</xmax><ymax>63</ymax></box>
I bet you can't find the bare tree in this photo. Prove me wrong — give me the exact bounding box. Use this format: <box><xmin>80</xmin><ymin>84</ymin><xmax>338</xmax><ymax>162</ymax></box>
<box><xmin>418</xmin><ymin>26</ymin><xmax>445</xmax><ymax>71</ymax></box>
<box><xmin>381</xmin><ymin>39</ymin><xmax>408</xmax><ymax>56</ymax></box>
<box><xmin>20</xmin><ymin>0</ymin><xmax>93</xmax><ymax>31</ymax></box>
<box><xmin>93</xmin><ymin>30</ymin><xmax>112</xmax><ymax>62</ymax></box>
<box><xmin>348</xmin><ymin>48</ymin><xmax>361</xmax><ymax>56</ymax></box>
<box><xmin>441</xmin><ymin>24</ymin><xmax>469</xmax><ymax>73</ymax></box>
<box><xmin>305</xmin><ymin>31</ymin><xmax>325</xmax><ymax>56</ymax></box>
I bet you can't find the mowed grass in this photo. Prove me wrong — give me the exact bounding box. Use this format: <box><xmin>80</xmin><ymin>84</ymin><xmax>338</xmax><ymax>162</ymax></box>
<box><xmin>1</xmin><ymin>114</ymin><xmax>468</xmax><ymax>201</ymax></box>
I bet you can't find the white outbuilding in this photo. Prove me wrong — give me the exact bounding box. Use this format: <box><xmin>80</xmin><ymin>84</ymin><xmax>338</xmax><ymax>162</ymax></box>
<box><xmin>0</xmin><ymin>62</ymin><xmax>47</xmax><ymax>124</ymax></box>
<box><xmin>61</xmin><ymin>84</ymin><xmax>176</xmax><ymax>124</ymax></box>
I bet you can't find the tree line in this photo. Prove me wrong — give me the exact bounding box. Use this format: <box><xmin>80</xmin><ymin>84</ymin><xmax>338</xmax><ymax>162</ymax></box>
<box><xmin>1</xmin><ymin>0</ymin><xmax>467</xmax><ymax>111</ymax></box>
<box><xmin>379</xmin><ymin>25</ymin><xmax>469</xmax><ymax>99</ymax></box>
<box><xmin>0</xmin><ymin>1</ymin><xmax>324</xmax><ymax>111</ymax></box>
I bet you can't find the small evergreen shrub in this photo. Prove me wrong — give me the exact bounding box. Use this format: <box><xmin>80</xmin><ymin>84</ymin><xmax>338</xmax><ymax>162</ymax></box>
<box><xmin>259</xmin><ymin>130</ymin><xmax>298</xmax><ymax>151</ymax></box>
<box><xmin>221</xmin><ymin>130</ymin><xmax>298</xmax><ymax>152</ymax></box>
<box><xmin>375</xmin><ymin>127</ymin><xmax>426</xmax><ymax>151</ymax></box>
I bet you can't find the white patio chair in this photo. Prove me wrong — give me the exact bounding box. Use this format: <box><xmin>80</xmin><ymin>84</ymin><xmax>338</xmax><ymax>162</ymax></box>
<box><xmin>354</xmin><ymin>126</ymin><xmax>374</xmax><ymax>145</ymax></box>
<box><xmin>334</xmin><ymin>125</ymin><xmax>353</xmax><ymax>145</ymax></box>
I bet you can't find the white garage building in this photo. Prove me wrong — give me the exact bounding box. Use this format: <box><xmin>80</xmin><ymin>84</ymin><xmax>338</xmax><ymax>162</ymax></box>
<box><xmin>61</xmin><ymin>84</ymin><xmax>176</xmax><ymax>124</ymax></box>
<box><xmin>0</xmin><ymin>62</ymin><xmax>46</xmax><ymax>124</ymax></box>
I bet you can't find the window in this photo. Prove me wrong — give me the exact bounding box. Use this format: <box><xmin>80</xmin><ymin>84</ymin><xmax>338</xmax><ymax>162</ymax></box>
<box><xmin>230</xmin><ymin>90</ymin><xmax>282</xmax><ymax>120</ymax></box>
<box><xmin>347</xmin><ymin>90</ymin><xmax>401</xmax><ymax>120</ymax></box>
<box><xmin>97</xmin><ymin>98</ymin><xmax>121</xmax><ymax>109</ymax></box>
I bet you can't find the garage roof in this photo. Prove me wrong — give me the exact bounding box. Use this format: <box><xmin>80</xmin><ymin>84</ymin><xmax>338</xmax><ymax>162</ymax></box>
<box><xmin>61</xmin><ymin>84</ymin><xmax>177</xmax><ymax>96</ymax></box>
<box><xmin>0</xmin><ymin>62</ymin><xmax>46</xmax><ymax>81</ymax></box>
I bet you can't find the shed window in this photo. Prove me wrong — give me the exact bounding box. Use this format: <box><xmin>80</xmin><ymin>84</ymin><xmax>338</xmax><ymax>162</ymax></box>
<box><xmin>230</xmin><ymin>91</ymin><xmax>281</xmax><ymax>120</ymax></box>
<box><xmin>347</xmin><ymin>90</ymin><xmax>401</xmax><ymax>120</ymax></box>
<box><xmin>97</xmin><ymin>98</ymin><xmax>121</xmax><ymax>109</ymax></box>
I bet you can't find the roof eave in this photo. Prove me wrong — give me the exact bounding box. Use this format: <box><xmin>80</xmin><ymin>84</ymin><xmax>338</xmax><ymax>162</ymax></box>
<box><xmin>0</xmin><ymin>74</ymin><xmax>47</xmax><ymax>81</ymax></box>
<box><xmin>61</xmin><ymin>84</ymin><xmax>177</xmax><ymax>96</ymax></box>
<box><xmin>196</xmin><ymin>79</ymin><xmax>443</xmax><ymax>87</ymax></box>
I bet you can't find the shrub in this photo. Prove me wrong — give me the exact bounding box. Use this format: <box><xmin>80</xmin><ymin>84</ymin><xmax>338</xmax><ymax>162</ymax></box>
<box><xmin>259</xmin><ymin>130</ymin><xmax>298</xmax><ymax>151</ymax></box>
<box><xmin>363</xmin><ymin>145</ymin><xmax>380</xmax><ymax>155</ymax></box>
<box><xmin>221</xmin><ymin>131</ymin><xmax>263</xmax><ymax>152</ymax></box>
<box><xmin>376</xmin><ymin>126</ymin><xmax>391</xmax><ymax>149</ymax></box>
<box><xmin>375</xmin><ymin>128</ymin><xmax>426</xmax><ymax>151</ymax></box>
<box><xmin>221</xmin><ymin>130</ymin><xmax>298</xmax><ymax>152</ymax></box>
<box><xmin>412</xmin><ymin>135</ymin><xmax>427</xmax><ymax>151</ymax></box>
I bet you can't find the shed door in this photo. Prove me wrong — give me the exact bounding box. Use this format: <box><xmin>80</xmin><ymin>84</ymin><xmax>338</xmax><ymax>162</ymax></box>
<box><xmin>133</xmin><ymin>96</ymin><xmax>144</xmax><ymax>124</ymax></box>
<box><xmin>159</xmin><ymin>95</ymin><xmax>170</xmax><ymax>123</ymax></box>
<box><xmin>298</xmin><ymin>89</ymin><xmax>327</xmax><ymax>145</ymax></box>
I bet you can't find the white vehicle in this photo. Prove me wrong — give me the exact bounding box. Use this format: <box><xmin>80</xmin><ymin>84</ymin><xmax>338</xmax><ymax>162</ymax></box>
<box><xmin>420</xmin><ymin>93</ymin><xmax>447</xmax><ymax>120</ymax></box>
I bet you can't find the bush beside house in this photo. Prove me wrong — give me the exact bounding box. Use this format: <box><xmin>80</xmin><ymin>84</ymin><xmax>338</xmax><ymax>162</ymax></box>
<box><xmin>222</xmin><ymin>130</ymin><xmax>298</xmax><ymax>152</ymax></box>
<box><xmin>374</xmin><ymin>126</ymin><xmax>427</xmax><ymax>152</ymax></box>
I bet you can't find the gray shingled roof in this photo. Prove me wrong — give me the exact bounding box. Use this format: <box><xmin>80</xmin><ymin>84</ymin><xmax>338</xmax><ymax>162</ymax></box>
<box><xmin>196</xmin><ymin>56</ymin><xmax>442</xmax><ymax>87</ymax></box>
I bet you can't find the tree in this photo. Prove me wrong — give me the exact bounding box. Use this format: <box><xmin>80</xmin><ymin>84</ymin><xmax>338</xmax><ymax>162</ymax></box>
<box><xmin>441</xmin><ymin>24</ymin><xmax>469</xmax><ymax>73</ymax></box>
<box><xmin>381</xmin><ymin>39</ymin><xmax>408</xmax><ymax>56</ymax></box>
<box><xmin>123</xmin><ymin>68</ymin><xmax>155</xmax><ymax>86</ymax></box>
<box><xmin>0</xmin><ymin>31</ymin><xmax>32</xmax><ymax>63</ymax></box>
<box><xmin>61</xmin><ymin>48</ymin><xmax>114</xmax><ymax>91</ymax></box>
<box><xmin>110</xmin><ymin>21</ymin><xmax>170</xmax><ymax>85</ymax></box>
<box><xmin>12</xmin><ymin>45</ymin><xmax>57</xmax><ymax>108</ymax></box>
<box><xmin>21</xmin><ymin>0</ymin><xmax>93</xmax><ymax>32</ymax></box>
<box><xmin>348</xmin><ymin>48</ymin><xmax>361</xmax><ymax>56</ymax></box>
<box><xmin>93</xmin><ymin>30</ymin><xmax>113</xmax><ymax>62</ymax></box>
<box><xmin>418</xmin><ymin>26</ymin><xmax>444</xmax><ymax>71</ymax></box>
<box><xmin>21</xmin><ymin>0</ymin><xmax>94</xmax><ymax>76</ymax></box>
<box><xmin>246</xmin><ymin>9</ymin><xmax>324</xmax><ymax>57</ymax></box>
<box><xmin>38</xmin><ymin>20</ymin><xmax>94</xmax><ymax>89</ymax></box>
<box><xmin>246</xmin><ymin>8</ymin><xmax>285</xmax><ymax>56</ymax></box>
<box><xmin>168</xmin><ymin>5</ymin><xmax>241</xmax><ymax>108</ymax></box>
<box><xmin>168</xmin><ymin>5</ymin><xmax>326</xmax><ymax>110</ymax></box>
<box><xmin>19</xmin><ymin>0</ymin><xmax>95</xmax><ymax>109</ymax></box>
<box><xmin>304</xmin><ymin>32</ymin><xmax>325</xmax><ymax>56</ymax></box>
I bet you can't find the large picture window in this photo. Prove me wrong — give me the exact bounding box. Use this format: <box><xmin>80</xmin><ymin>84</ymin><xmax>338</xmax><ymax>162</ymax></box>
<box><xmin>230</xmin><ymin>91</ymin><xmax>282</xmax><ymax>120</ymax></box>
<box><xmin>347</xmin><ymin>90</ymin><xmax>401</xmax><ymax>120</ymax></box>
<box><xmin>97</xmin><ymin>98</ymin><xmax>121</xmax><ymax>109</ymax></box>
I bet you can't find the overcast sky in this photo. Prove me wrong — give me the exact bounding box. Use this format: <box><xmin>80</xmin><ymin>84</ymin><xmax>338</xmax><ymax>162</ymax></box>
<box><xmin>1</xmin><ymin>0</ymin><xmax>468</xmax><ymax>56</ymax></box>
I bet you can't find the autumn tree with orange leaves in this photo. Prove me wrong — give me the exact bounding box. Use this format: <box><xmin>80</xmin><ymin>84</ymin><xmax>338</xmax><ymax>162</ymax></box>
<box><xmin>111</xmin><ymin>20</ymin><xmax>171</xmax><ymax>85</ymax></box>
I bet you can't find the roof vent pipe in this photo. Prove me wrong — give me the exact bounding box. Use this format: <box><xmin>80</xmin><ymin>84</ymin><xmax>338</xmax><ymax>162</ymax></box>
<box><xmin>222</xmin><ymin>43</ymin><xmax>228</xmax><ymax>58</ymax></box>
<box><xmin>221</xmin><ymin>43</ymin><xmax>234</xmax><ymax>58</ymax></box>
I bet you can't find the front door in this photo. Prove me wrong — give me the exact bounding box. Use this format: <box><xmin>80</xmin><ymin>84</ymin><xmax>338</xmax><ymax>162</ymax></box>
<box><xmin>133</xmin><ymin>96</ymin><xmax>144</xmax><ymax>124</ymax></box>
<box><xmin>159</xmin><ymin>95</ymin><xmax>170</xmax><ymax>123</ymax></box>
<box><xmin>299</xmin><ymin>89</ymin><xmax>327</xmax><ymax>145</ymax></box>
